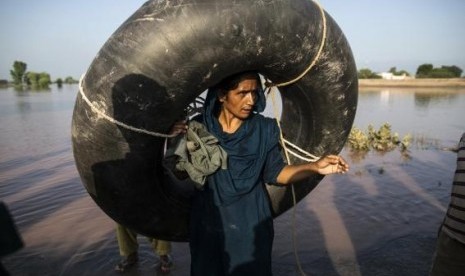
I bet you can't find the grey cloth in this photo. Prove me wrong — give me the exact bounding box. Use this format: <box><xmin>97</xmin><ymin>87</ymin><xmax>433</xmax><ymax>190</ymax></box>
<box><xmin>174</xmin><ymin>120</ymin><xmax>227</xmax><ymax>189</ymax></box>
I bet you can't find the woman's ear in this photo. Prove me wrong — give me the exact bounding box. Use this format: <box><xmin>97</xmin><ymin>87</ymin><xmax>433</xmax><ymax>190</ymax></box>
<box><xmin>218</xmin><ymin>91</ymin><xmax>226</xmax><ymax>103</ymax></box>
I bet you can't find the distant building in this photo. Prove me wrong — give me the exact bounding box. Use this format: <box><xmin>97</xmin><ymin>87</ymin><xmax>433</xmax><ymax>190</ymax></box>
<box><xmin>378</xmin><ymin>72</ymin><xmax>413</xmax><ymax>80</ymax></box>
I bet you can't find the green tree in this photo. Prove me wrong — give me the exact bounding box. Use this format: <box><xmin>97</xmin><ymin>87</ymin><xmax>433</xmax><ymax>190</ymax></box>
<box><xmin>64</xmin><ymin>76</ymin><xmax>77</xmax><ymax>84</ymax></box>
<box><xmin>397</xmin><ymin>70</ymin><xmax>410</xmax><ymax>76</ymax></box>
<box><xmin>416</xmin><ymin>64</ymin><xmax>434</xmax><ymax>78</ymax></box>
<box><xmin>10</xmin><ymin>61</ymin><xmax>27</xmax><ymax>86</ymax></box>
<box><xmin>56</xmin><ymin>78</ymin><xmax>63</xmax><ymax>88</ymax></box>
<box><xmin>38</xmin><ymin>72</ymin><xmax>51</xmax><ymax>89</ymax></box>
<box><xmin>25</xmin><ymin>72</ymin><xmax>39</xmax><ymax>87</ymax></box>
<box><xmin>429</xmin><ymin>68</ymin><xmax>455</xmax><ymax>78</ymax></box>
<box><xmin>441</xmin><ymin>65</ymin><xmax>462</xmax><ymax>78</ymax></box>
<box><xmin>358</xmin><ymin>68</ymin><xmax>381</xmax><ymax>79</ymax></box>
<box><xmin>25</xmin><ymin>71</ymin><xmax>51</xmax><ymax>89</ymax></box>
<box><xmin>416</xmin><ymin>64</ymin><xmax>462</xmax><ymax>78</ymax></box>
<box><xmin>389</xmin><ymin>66</ymin><xmax>410</xmax><ymax>76</ymax></box>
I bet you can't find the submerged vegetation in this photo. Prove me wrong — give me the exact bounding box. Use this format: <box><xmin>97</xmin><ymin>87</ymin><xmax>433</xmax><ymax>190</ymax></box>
<box><xmin>347</xmin><ymin>123</ymin><xmax>412</xmax><ymax>153</ymax></box>
<box><xmin>3</xmin><ymin>60</ymin><xmax>78</xmax><ymax>91</ymax></box>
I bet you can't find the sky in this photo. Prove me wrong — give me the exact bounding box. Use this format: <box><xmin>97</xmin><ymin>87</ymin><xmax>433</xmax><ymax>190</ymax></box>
<box><xmin>1</xmin><ymin>0</ymin><xmax>464</xmax><ymax>80</ymax></box>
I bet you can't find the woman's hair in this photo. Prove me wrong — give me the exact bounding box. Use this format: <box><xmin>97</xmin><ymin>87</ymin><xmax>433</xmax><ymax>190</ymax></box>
<box><xmin>212</xmin><ymin>71</ymin><xmax>262</xmax><ymax>98</ymax></box>
<box><xmin>207</xmin><ymin>71</ymin><xmax>265</xmax><ymax>116</ymax></box>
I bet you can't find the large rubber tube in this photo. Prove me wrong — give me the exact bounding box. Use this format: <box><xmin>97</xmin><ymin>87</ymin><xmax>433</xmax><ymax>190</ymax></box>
<box><xmin>72</xmin><ymin>0</ymin><xmax>357</xmax><ymax>241</ymax></box>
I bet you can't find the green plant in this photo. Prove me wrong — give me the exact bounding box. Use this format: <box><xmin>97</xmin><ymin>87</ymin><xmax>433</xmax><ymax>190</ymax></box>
<box><xmin>347</xmin><ymin>127</ymin><xmax>370</xmax><ymax>151</ymax></box>
<box><xmin>347</xmin><ymin>123</ymin><xmax>411</xmax><ymax>153</ymax></box>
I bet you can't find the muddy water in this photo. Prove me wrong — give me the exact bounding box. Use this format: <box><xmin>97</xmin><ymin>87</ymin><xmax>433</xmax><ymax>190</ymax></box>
<box><xmin>1</xmin><ymin>86</ymin><xmax>464</xmax><ymax>275</ymax></box>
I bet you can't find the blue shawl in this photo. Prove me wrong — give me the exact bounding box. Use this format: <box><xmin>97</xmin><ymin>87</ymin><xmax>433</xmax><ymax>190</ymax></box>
<box><xmin>195</xmin><ymin>85</ymin><xmax>285</xmax><ymax>206</ymax></box>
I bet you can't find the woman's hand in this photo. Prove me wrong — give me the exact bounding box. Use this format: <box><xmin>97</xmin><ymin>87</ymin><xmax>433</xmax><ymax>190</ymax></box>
<box><xmin>276</xmin><ymin>154</ymin><xmax>349</xmax><ymax>184</ymax></box>
<box><xmin>169</xmin><ymin>120</ymin><xmax>188</xmax><ymax>136</ymax></box>
<box><xmin>314</xmin><ymin>155</ymin><xmax>349</xmax><ymax>175</ymax></box>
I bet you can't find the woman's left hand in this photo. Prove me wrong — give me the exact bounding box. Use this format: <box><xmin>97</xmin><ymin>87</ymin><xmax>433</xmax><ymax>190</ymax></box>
<box><xmin>315</xmin><ymin>155</ymin><xmax>349</xmax><ymax>175</ymax></box>
<box><xmin>169</xmin><ymin>120</ymin><xmax>188</xmax><ymax>136</ymax></box>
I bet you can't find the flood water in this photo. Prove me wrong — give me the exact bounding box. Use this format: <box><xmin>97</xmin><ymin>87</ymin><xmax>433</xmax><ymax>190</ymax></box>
<box><xmin>1</xmin><ymin>85</ymin><xmax>464</xmax><ymax>276</ymax></box>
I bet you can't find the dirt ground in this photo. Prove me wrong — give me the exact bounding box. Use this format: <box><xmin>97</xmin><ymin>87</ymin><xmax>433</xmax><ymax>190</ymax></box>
<box><xmin>359</xmin><ymin>78</ymin><xmax>465</xmax><ymax>88</ymax></box>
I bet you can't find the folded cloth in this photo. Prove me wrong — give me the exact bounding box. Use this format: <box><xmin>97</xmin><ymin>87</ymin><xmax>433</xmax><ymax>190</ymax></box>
<box><xmin>174</xmin><ymin>120</ymin><xmax>227</xmax><ymax>189</ymax></box>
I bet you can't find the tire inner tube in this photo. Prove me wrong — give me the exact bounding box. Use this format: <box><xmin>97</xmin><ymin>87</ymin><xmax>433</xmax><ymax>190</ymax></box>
<box><xmin>71</xmin><ymin>0</ymin><xmax>358</xmax><ymax>241</ymax></box>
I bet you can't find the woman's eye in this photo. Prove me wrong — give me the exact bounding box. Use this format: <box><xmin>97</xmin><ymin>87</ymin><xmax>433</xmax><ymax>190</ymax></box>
<box><xmin>237</xmin><ymin>90</ymin><xmax>257</xmax><ymax>99</ymax></box>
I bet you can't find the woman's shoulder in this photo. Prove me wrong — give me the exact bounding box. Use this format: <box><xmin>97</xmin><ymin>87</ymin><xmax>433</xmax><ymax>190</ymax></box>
<box><xmin>250</xmin><ymin>114</ymin><xmax>279</xmax><ymax>133</ymax></box>
<box><xmin>249</xmin><ymin>115</ymin><xmax>281</xmax><ymax>149</ymax></box>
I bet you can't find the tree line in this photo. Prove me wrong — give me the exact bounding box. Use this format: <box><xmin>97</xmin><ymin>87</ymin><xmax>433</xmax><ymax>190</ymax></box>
<box><xmin>358</xmin><ymin>64</ymin><xmax>463</xmax><ymax>79</ymax></box>
<box><xmin>3</xmin><ymin>60</ymin><xmax>463</xmax><ymax>88</ymax></box>
<box><xmin>3</xmin><ymin>60</ymin><xmax>78</xmax><ymax>89</ymax></box>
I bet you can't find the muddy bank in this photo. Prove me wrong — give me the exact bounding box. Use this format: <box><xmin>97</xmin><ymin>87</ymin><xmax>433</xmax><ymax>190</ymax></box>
<box><xmin>359</xmin><ymin>78</ymin><xmax>465</xmax><ymax>88</ymax></box>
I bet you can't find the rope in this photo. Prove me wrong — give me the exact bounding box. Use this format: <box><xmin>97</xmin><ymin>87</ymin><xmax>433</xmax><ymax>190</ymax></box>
<box><xmin>265</xmin><ymin>1</ymin><xmax>327</xmax><ymax>274</ymax></box>
<box><xmin>268</xmin><ymin>87</ymin><xmax>320</xmax><ymax>276</ymax></box>
<box><xmin>80</xmin><ymin>0</ymin><xmax>326</xmax><ymax>272</ymax></box>
<box><xmin>284</xmin><ymin>138</ymin><xmax>319</xmax><ymax>162</ymax></box>
<box><xmin>78</xmin><ymin>0</ymin><xmax>326</xmax><ymax>140</ymax></box>
<box><xmin>78</xmin><ymin>74</ymin><xmax>176</xmax><ymax>138</ymax></box>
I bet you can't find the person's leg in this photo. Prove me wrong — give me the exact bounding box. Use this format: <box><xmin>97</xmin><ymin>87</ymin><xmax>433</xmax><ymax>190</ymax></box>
<box><xmin>150</xmin><ymin>239</ymin><xmax>171</xmax><ymax>256</ymax></box>
<box><xmin>149</xmin><ymin>238</ymin><xmax>173</xmax><ymax>273</ymax></box>
<box><xmin>115</xmin><ymin>224</ymin><xmax>139</xmax><ymax>272</ymax></box>
<box><xmin>430</xmin><ymin>230</ymin><xmax>465</xmax><ymax>276</ymax></box>
<box><xmin>116</xmin><ymin>224</ymin><xmax>139</xmax><ymax>256</ymax></box>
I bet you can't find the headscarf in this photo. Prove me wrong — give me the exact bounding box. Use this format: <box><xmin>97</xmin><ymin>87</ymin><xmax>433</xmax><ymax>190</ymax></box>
<box><xmin>195</xmin><ymin>72</ymin><xmax>284</xmax><ymax>205</ymax></box>
<box><xmin>200</xmin><ymin>72</ymin><xmax>266</xmax><ymax>136</ymax></box>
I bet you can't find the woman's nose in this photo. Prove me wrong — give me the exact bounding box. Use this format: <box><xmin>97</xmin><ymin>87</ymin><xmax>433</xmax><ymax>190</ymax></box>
<box><xmin>245</xmin><ymin>92</ymin><xmax>255</xmax><ymax>104</ymax></box>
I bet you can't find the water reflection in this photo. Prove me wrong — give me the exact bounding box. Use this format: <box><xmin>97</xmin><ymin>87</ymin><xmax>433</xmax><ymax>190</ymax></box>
<box><xmin>356</xmin><ymin>87</ymin><xmax>465</xmax><ymax>146</ymax></box>
<box><xmin>380</xmin><ymin>89</ymin><xmax>391</xmax><ymax>106</ymax></box>
<box><xmin>0</xmin><ymin>84</ymin><xmax>463</xmax><ymax>275</ymax></box>
<box><xmin>16</xmin><ymin>101</ymin><xmax>32</xmax><ymax>113</ymax></box>
<box><xmin>414</xmin><ymin>92</ymin><xmax>459</xmax><ymax>108</ymax></box>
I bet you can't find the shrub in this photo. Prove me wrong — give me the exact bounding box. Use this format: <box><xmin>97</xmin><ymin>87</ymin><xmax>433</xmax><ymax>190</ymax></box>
<box><xmin>347</xmin><ymin>123</ymin><xmax>411</xmax><ymax>153</ymax></box>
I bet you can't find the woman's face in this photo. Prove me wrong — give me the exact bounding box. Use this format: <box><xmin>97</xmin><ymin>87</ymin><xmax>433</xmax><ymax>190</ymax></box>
<box><xmin>219</xmin><ymin>77</ymin><xmax>258</xmax><ymax>120</ymax></box>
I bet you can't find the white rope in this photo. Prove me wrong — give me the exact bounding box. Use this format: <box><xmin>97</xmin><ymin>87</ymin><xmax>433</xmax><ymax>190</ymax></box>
<box><xmin>266</xmin><ymin>87</ymin><xmax>320</xmax><ymax>162</ymax></box>
<box><xmin>265</xmin><ymin>0</ymin><xmax>327</xmax><ymax>88</ymax></box>
<box><xmin>265</xmin><ymin>1</ymin><xmax>327</xmax><ymax>274</ymax></box>
<box><xmin>268</xmin><ymin>87</ymin><xmax>320</xmax><ymax>276</ymax></box>
<box><xmin>79</xmin><ymin>1</ymin><xmax>326</xmax><ymax>274</ymax></box>
<box><xmin>78</xmin><ymin>73</ymin><xmax>176</xmax><ymax>138</ymax></box>
<box><xmin>283</xmin><ymin>138</ymin><xmax>319</xmax><ymax>162</ymax></box>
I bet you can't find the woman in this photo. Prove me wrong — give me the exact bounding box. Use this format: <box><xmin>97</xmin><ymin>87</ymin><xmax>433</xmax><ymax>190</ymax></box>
<box><xmin>173</xmin><ymin>71</ymin><xmax>349</xmax><ymax>275</ymax></box>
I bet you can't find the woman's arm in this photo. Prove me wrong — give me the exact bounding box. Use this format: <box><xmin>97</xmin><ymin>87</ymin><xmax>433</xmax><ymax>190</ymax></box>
<box><xmin>276</xmin><ymin>155</ymin><xmax>349</xmax><ymax>185</ymax></box>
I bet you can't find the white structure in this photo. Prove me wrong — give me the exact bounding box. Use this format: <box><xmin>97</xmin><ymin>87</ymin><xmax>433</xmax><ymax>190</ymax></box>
<box><xmin>378</xmin><ymin>72</ymin><xmax>412</xmax><ymax>80</ymax></box>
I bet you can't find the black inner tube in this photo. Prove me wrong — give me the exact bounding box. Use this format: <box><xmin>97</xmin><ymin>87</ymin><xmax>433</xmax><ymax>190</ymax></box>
<box><xmin>71</xmin><ymin>0</ymin><xmax>358</xmax><ymax>241</ymax></box>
